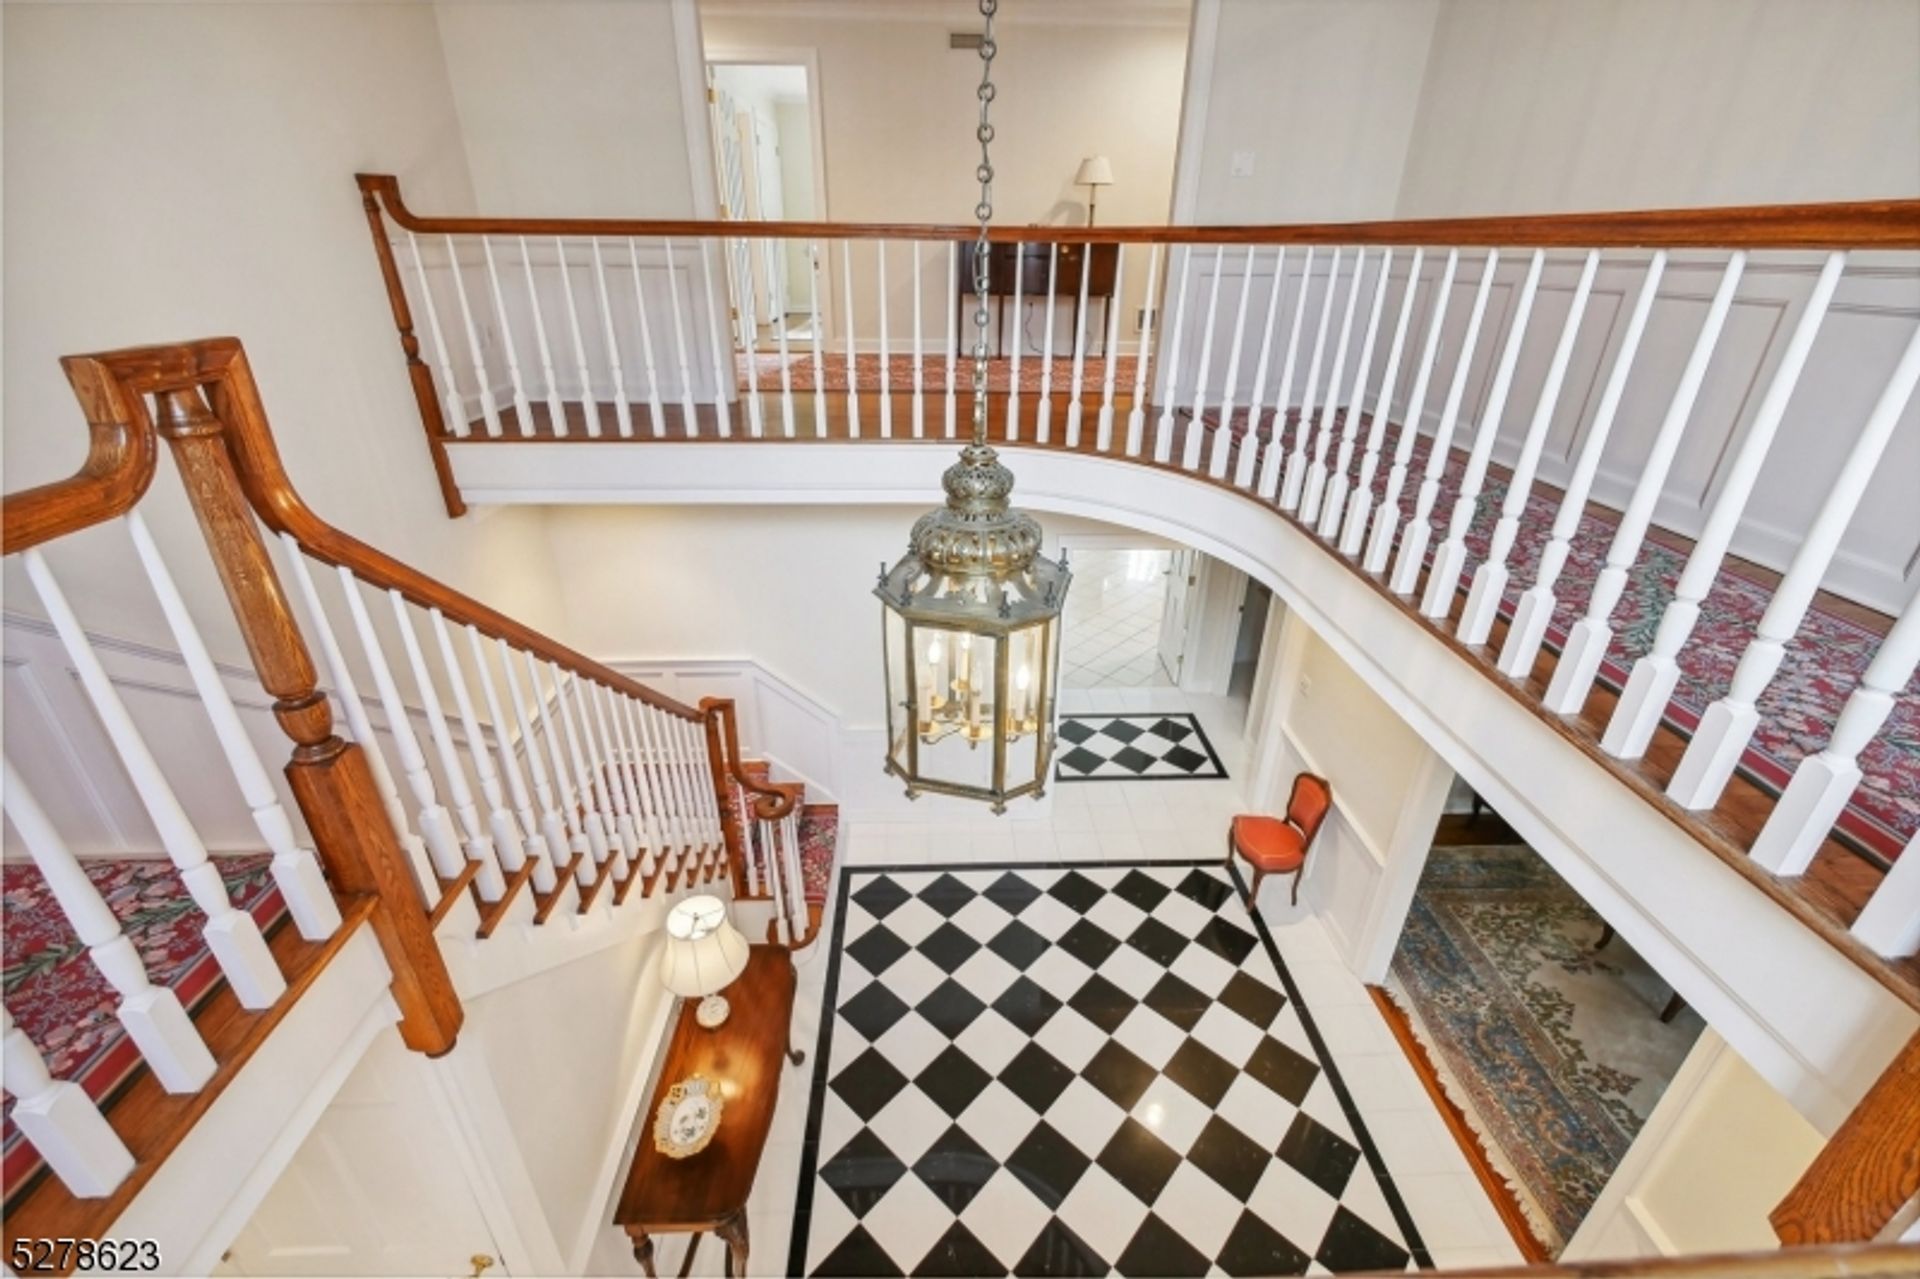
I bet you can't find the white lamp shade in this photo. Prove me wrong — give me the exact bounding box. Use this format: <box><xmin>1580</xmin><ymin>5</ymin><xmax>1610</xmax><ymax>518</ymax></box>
<box><xmin>660</xmin><ymin>895</ymin><xmax>750</xmax><ymax>999</ymax></box>
<box><xmin>1075</xmin><ymin>156</ymin><xmax>1114</xmax><ymax>186</ymax></box>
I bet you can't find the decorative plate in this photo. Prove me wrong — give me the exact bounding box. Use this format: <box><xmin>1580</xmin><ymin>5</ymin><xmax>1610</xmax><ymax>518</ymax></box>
<box><xmin>652</xmin><ymin>1075</ymin><xmax>723</xmax><ymax>1158</ymax></box>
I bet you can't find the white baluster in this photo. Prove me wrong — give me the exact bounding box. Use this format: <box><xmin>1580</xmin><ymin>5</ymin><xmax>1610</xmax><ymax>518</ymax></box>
<box><xmin>671</xmin><ymin>713</ymin><xmax>712</xmax><ymax>863</ymax></box>
<box><xmin>518</xmin><ymin>236</ymin><xmax>568</xmax><ymax>437</ymax></box>
<box><xmin>1302</xmin><ymin>248</ymin><xmax>1370</xmax><ymax>523</ymax></box>
<box><xmin>585</xmin><ymin>681</ymin><xmax>638</xmax><ymax>881</ymax></box>
<box><xmin>1606</xmin><ymin>254</ymin><xmax>1851</xmax><ymax>759</ymax></box>
<box><xmin>945</xmin><ymin>241</ymin><xmax>960</xmax><ymax>438</ymax></box>
<box><xmin>762</xmin><ymin>816</ymin><xmax>790</xmax><ymax>942</ymax></box>
<box><xmin>1282</xmin><ymin>247</ymin><xmax>1343</xmax><ymax>511</ymax></box>
<box><xmin>663</xmin><ymin>238</ymin><xmax>701</xmax><ymax>430</ymax></box>
<box><xmin>4</xmin><ymin>760</ymin><xmax>217</xmax><ymax>1091</ymax></box>
<box><xmin>809</xmin><ymin>240</ymin><xmax>829</xmax><ymax>438</ymax></box>
<box><xmin>481</xmin><ymin>238</ymin><xmax>533</xmax><ymax>435</ymax></box>
<box><xmin>841</xmin><ymin>241</ymin><xmax>860</xmax><ymax>439</ymax></box>
<box><xmin>1751</xmin><ymin>585</ymin><xmax>1920</xmax><ymax>875</ymax></box>
<box><xmin>525</xmin><ymin>651</ymin><xmax>595</xmax><ymax>886</ymax></box>
<box><xmin>127</xmin><ymin>511</ymin><xmax>338</xmax><ymax>940</ymax></box>
<box><xmin>500</xmin><ymin>638</ymin><xmax>574</xmax><ymax>886</ymax></box>
<box><xmin>1459</xmin><ymin>250</ymin><xmax>1600</xmax><ymax>644</ymax></box>
<box><xmin>1238</xmin><ymin>247</ymin><xmax>1286</xmax><ymax>490</ymax></box>
<box><xmin>1127</xmin><ymin>243</ymin><xmax>1162</xmax><ymax>458</ymax></box>
<box><xmin>700</xmin><ymin>240</ymin><xmax>734</xmax><ymax>438</ymax></box>
<box><xmin>1340</xmin><ymin>250</ymin><xmax>1424</xmax><ymax>554</ymax></box>
<box><xmin>1543</xmin><ymin>252</ymin><xmax>1749</xmax><ymax>715</ymax></box>
<box><xmin>634</xmin><ymin>702</ymin><xmax>687</xmax><ymax>879</ymax></box>
<box><xmin>1666</xmin><ymin>317</ymin><xmax>1919</xmax><ymax>809</ymax></box>
<box><xmin>24</xmin><ymin>550</ymin><xmax>285</xmax><ymax>1008</ymax></box>
<box><xmin>445</xmin><ymin>235</ymin><xmax>502</xmax><ymax>438</ymax></box>
<box><xmin>1182</xmin><ymin>245</ymin><xmax>1226</xmax><ymax>473</ymax></box>
<box><xmin>612</xmin><ymin>694</ymin><xmax>660</xmax><ymax>881</ymax></box>
<box><xmin>1388</xmin><ymin>249</ymin><xmax>1500</xmax><ymax>595</ymax></box>
<box><xmin>770</xmin><ymin>239</ymin><xmax>798</xmax><ymax>438</ymax></box>
<box><xmin>1037</xmin><ymin>243</ymin><xmax>1059</xmax><ymax>443</ymax></box>
<box><xmin>589</xmin><ymin>239</ymin><xmax>635</xmax><ymax>438</ymax></box>
<box><xmin>782</xmin><ymin>808</ymin><xmax>809</xmax><ymax>939</ymax></box>
<box><xmin>392</xmin><ymin>594</ymin><xmax>505</xmax><ymax>900</ymax></box>
<box><xmin>2</xmin><ymin>1007</ymin><xmax>135</xmax><ymax>1198</ymax></box>
<box><xmin>1259</xmin><ymin>246</ymin><xmax>1315</xmax><ymax>501</ymax></box>
<box><xmin>1320</xmin><ymin>248</ymin><xmax>1394</xmax><ymax>538</ymax></box>
<box><xmin>688</xmin><ymin>717</ymin><xmax>725</xmax><ymax>853</ymax></box>
<box><xmin>1364</xmin><ymin>249</ymin><xmax>1458</xmax><ymax>572</ymax></box>
<box><xmin>1209</xmin><ymin>247</ymin><xmax>1257</xmax><ymax>480</ymax></box>
<box><xmin>554</xmin><ymin>237</ymin><xmax>601</xmax><ymax>438</ymax></box>
<box><xmin>469</xmin><ymin>628</ymin><xmax>556</xmax><ymax>895</ymax></box>
<box><xmin>625</xmin><ymin>238</ymin><xmax>667</xmax><ymax>438</ymax></box>
<box><xmin>877</xmin><ymin>240</ymin><xmax>893</xmax><ymax>439</ymax></box>
<box><xmin>735</xmin><ymin>236</ymin><xmax>765</xmax><ymax>437</ymax></box>
<box><xmin>1853</xmin><ymin>832</ymin><xmax>1920</xmax><ymax>958</ymax></box>
<box><xmin>1421</xmin><ymin>248</ymin><xmax>1546</xmax><ymax>618</ymax></box>
<box><xmin>1500</xmin><ymin>252</ymin><xmax>1666</xmax><ymax>677</ymax></box>
<box><xmin>1066</xmin><ymin>241</ymin><xmax>1094</xmax><ymax>448</ymax></box>
<box><xmin>431</xmin><ymin>612</ymin><xmax>528</xmax><ymax>893</ymax></box>
<box><xmin>912</xmin><ymin>240</ymin><xmax>927</xmax><ymax>438</ymax></box>
<box><xmin>550</xmin><ymin>664</ymin><xmax>614</xmax><ymax>882</ymax></box>
<box><xmin>405</xmin><ymin>232</ymin><xmax>462</xmax><ymax>437</ymax></box>
<box><xmin>1097</xmin><ymin>245</ymin><xmax>1128</xmax><ymax>453</ymax></box>
<box><xmin>1153</xmin><ymin>245</ymin><xmax>1193</xmax><ymax>465</ymax></box>
<box><xmin>1008</xmin><ymin>240</ymin><xmax>1025</xmax><ymax>440</ymax></box>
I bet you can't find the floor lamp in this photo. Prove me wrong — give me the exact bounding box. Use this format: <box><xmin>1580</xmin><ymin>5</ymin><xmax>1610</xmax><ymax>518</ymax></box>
<box><xmin>1076</xmin><ymin>156</ymin><xmax>1114</xmax><ymax>226</ymax></box>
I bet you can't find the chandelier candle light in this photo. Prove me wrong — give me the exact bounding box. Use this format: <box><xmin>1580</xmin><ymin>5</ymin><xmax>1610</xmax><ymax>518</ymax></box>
<box><xmin>876</xmin><ymin>0</ymin><xmax>1071</xmax><ymax>812</ymax></box>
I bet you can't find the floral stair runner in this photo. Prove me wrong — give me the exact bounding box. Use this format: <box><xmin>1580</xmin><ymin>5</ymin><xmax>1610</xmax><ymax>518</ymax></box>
<box><xmin>729</xmin><ymin>761</ymin><xmax>838</xmax><ymax>908</ymax></box>
<box><xmin>2</xmin><ymin>854</ymin><xmax>286</xmax><ymax>1197</ymax></box>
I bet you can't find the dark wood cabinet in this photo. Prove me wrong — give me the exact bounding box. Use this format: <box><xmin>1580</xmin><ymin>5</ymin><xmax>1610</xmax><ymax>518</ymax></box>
<box><xmin>956</xmin><ymin>241</ymin><xmax>1121</xmax><ymax>356</ymax></box>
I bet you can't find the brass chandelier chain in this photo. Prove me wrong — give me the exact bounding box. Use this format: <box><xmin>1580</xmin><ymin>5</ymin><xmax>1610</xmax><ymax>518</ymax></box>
<box><xmin>970</xmin><ymin>0</ymin><xmax>999</xmax><ymax>447</ymax></box>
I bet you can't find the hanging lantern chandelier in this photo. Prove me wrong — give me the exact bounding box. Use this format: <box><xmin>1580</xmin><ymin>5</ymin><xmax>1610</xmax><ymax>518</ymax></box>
<box><xmin>876</xmin><ymin>0</ymin><xmax>1071</xmax><ymax>813</ymax></box>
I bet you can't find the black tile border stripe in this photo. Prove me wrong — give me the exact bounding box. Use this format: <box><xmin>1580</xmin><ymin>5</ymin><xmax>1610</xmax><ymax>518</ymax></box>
<box><xmin>1054</xmin><ymin>711</ymin><xmax>1230</xmax><ymax>784</ymax></box>
<box><xmin>785</xmin><ymin>857</ymin><xmax>1432</xmax><ymax>1275</ymax></box>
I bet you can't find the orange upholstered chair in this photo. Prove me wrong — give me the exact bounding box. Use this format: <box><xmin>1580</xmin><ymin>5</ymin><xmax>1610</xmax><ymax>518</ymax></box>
<box><xmin>1228</xmin><ymin>773</ymin><xmax>1331</xmax><ymax>907</ymax></box>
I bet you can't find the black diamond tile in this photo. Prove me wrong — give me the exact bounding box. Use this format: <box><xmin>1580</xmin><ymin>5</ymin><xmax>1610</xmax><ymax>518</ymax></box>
<box><xmin>1246</xmin><ymin>1034</ymin><xmax>1319</xmax><ymax>1105</ymax></box>
<box><xmin>1095</xmin><ymin>1116</ymin><xmax>1181</xmax><ymax>1205</ymax></box>
<box><xmin>1218</xmin><ymin>1210</ymin><xmax>1313</xmax><ymax>1277</ymax></box>
<box><xmin>1102</xmin><ymin>719</ymin><xmax>1145</xmax><ymax>744</ymax></box>
<box><xmin>1004</xmin><ymin>1120</ymin><xmax>1091</xmax><ymax>1210</ymax></box>
<box><xmin>999</xmin><ymin>1041</ymin><xmax>1074</xmax><ymax>1114</ymax></box>
<box><xmin>1174</xmin><ymin>867</ymin><xmax>1233</xmax><ymax>911</ymax></box>
<box><xmin>851</xmin><ymin>875</ymin><xmax>912</xmax><ymax>919</ymax></box>
<box><xmin>1113</xmin><ymin>1212</ymin><xmax>1210</xmax><ymax>1278</ymax></box>
<box><xmin>1081</xmin><ymin>1040</ymin><xmax>1156</xmax><ymax>1111</ymax></box>
<box><xmin>919</xmin><ymin>873</ymin><xmax>978</xmax><ymax>917</ymax></box>
<box><xmin>846</xmin><ymin>924</ymin><xmax>911</xmax><ymax>977</ymax></box>
<box><xmin>991</xmin><ymin>975</ymin><xmax>1063</xmax><ymax>1036</ymax></box>
<box><xmin>831</xmin><ymin>1047</ymin><xmax>910</xmax><ymax>1122</ymax></box>
<box><xmin>1315</xmin><ymin>1205</ymin><xmax>1411</xmax><ymax>1273</ymax></box>
<box><xmin>1047</xmin><ymin>871</ymin><xmax>1106</xmax><ymax>913</ymax></box>
<box><xmin>842</xmin><ymin>982</ymin><xmax>912</xmax><ymax>1042</ymax></box>
<box><xmin>987</xmin><ymin>919</ymin><xmax>1049</xmax><ymax>971</ymax></box>
<box><xmin>1219</xmin><ymin>971</ymin><xmax>1287</xmax><ymax>1030</ymax></box>
<box><xmin>819</xmin><ymin>1128</ymin><xmax>908</xmax><ymax>1217</ymax></box>
<box><xmin>1126</xmin><ymin>916</ymin><xmax>1188</xmax><ymax>967</ymax></box>
<box><xmin>1193</xmin><ymin>916</ymin><xmax>1259</xmax><ymax>967</ymax></box>
<box><xmin>815</xmin><ymin>1224</ymin><xmax>905</xmax><ymax>1278</ymax></box>
<box><xmin>1162</xmin><ymin>743</ymin><xmax>1209</xmax><ymax>773</ymax></box>
<box><xmin>1057</xmin><ymin>918</ymin><xmax>1122</xmax><ymax>970</ymax></box>
<box><xmin>916</xmin><ymin>1045</ymin><xmax>993</xmax><ymax>1119</ymax></box>
<box><xmin>983</xmin><ymin>871</ymin><xmax>1043</xmax><ymax>915</ymax></box>
<box><xmin>919</xmin><ymin>921</ymin><xmax>983</xmax><ymax>973</ymax></box>
<box><xmin>1164</xmin><ymin>1038</ymin><xmax>1238</xmax><ymax>1108</ymax></box>
<box><xmin>1143</xmin><ymin>972</ymin><xmax>1209</xmax><ymax>1032</ymax></box>
<box><xmin>911</xmin><ymin>1219</ymin><xmax>1008</xmax><ymax>1278</ymax></box>
<box><xmin>1058</xmin><ymin>746</ymin><xmax>1105</xmax><ymax>776</ymax></box>
<box><xmin>917</xmin><ymin>978</ymin><xmax>988</xmax><ymax>1039</ymax></box>
<box><xmin>1145</xmin><ymin>716</ymin><xmax>1194</xmax><ymax>743</ymax></box>
<box><xmin>1112</xmin><ymin>745</ymin><xmax>1156</xmax><ymax>773</ymax></box>
<box><xmin>1013</xmin><ymin>1217</ymin><xmax>1106</xmax><ymax>1277</ymax></box>
<box><xmin>1067</xmin><ymin>972</ymin><xmax>1136</xmax><ymax>1034</ymax></box>
<box><xmin>1187</xmin><ymin>1114</ymin><xmax>1272</xmax><ymax>1200</ymax></box>
<box><xmin>1112</xmin><ymin>869</ymin><xmax>1172</xmax><ymax>911</ymax></box>
<box><xmin>910</xmin><ymin>1124</ymin><xmax>999</xmax><ymax>1214</ymax></box>
<box><xmin>1057</xmin><ymin>718</ymin><xmax>1097</xmax><ymax>744</ymax></box>
<box><xmin>1278</xmin><ymin>1111</ymin><xmax>1361</xmax><ymax>1198</ymax></box>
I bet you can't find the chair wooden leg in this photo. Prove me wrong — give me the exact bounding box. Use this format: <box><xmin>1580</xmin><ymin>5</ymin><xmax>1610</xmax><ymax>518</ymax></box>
<box><xmin>1248</xmin><ymin>868</ymin><xmax>1265</xmax><ymax>908</ymax></box>
<box><xmin>1660</xmin><ymin>992</ymin><xmax>1686</xmax><ymax>1024</ymax></box>
<box><xmin>1290</xmin><ymin>867</ymin><xmax>1302</xmax><ymax>907</ymax></box>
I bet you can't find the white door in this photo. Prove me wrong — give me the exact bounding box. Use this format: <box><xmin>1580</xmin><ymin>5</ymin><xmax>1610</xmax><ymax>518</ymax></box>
<box><xmin>220</xmin><ymin>1032</ymin><xmax>503</xmax><ymax>1277</ymax></box>
<box><xmin>1157</xmin><ymin>547</ymin><xmax>1198</xmax><ymax>682</ymax></box>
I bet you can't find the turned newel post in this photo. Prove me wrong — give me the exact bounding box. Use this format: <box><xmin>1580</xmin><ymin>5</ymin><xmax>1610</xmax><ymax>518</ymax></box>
<box><xmin>357</xmin><ymin>174</ymin><xmax>466</xmax><ymax>519</ymax></box>
<box><xmin>152</xmin><ymin>383</ymin><xmax>463</xmax><ymax>1056</ymax></box>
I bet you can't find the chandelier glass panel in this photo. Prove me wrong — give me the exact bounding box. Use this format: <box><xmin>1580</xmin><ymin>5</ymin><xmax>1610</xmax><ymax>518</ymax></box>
<box><xmin>875</xmin><ymin>0</ymin><xmax>1071</xmax><ymax>811</ymax></box>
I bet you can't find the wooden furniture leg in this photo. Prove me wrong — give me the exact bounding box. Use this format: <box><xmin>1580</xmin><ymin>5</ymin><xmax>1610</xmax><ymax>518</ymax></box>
<box><xmin>717</xmin><ymin>1208</ymin><xmax>749</xmax><ymax>1279</ymax></box>
<box><xmin>1660</xmin><ymin>992</ymin><xmax>1687</xmax><ymax>1023</ymax></box>
<box><xmin>676</xmin><ymin>1234</ymin><xmax>703</xmax><ymax>1279</ymax></box>
<box><xmin>631</xmin><ymin>1230</ymin><xmax>656</xmax><ymax>1279</ymax></box>
<box><xmin>1595</xmin><ymin>922</ymin><xmax>1615</xmax><ymax>950</ymax></box>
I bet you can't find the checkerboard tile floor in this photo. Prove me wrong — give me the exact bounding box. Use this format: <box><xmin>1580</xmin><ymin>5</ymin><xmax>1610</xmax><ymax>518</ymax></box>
<box><xmin>1056</xmin><ymin>713</ymin><xmax>1228</xmax><ymax>783</ymax></box>
<box><xmin>789</xmin><ymin>862</ymin><xmax>1426</xmax><ymax>1276</ymax></box>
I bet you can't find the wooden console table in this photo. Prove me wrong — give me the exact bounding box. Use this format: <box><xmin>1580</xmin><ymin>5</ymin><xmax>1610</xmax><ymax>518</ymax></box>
<box><xmin>615</xmin><ymin>944</ymin><xmax>803</xmax><ymax>1278</ymax></box>
<box><xmin>957</xmin><ymin>241</ymin><xmax>1121</xmax><ymax>357</ymax></box>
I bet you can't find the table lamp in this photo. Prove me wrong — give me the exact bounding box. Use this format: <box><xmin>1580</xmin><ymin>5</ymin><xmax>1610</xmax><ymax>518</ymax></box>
<box><xmin>1075</xmin><ymin>156</ymin><xmax>1114</xmax><ymax>226</ymax></box>
<box><xmin>660</xmin><ymin>895</ymin><xmax>749</xmax><ymax>1028</ymax></box>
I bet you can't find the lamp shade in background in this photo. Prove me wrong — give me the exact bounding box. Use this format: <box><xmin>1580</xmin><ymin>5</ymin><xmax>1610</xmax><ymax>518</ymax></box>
<box><xmin>1074</xmin><ymin>155</ymin><xmax>1114</xmax><ymax>187</ymax></box>
<box><xmin>660</xmin><ymin>895</ymin><xmax>749</xmax><ymax>1026</ymax></box>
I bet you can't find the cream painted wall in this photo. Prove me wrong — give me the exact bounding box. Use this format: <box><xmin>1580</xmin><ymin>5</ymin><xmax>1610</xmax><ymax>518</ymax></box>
<box><xmin>2</xmin><ymin>1</ymin><xmax>568</xmax><ymax>659</ymax></box>
<box><xmin>433</xmin><ymin>1</ymin><xmax>701</xmax><ymax>218</ymax></box>
<box><xmin>1396</xmin><ymin>0</ymin><xmax>1920</xmax><ymax>217</ymax></box>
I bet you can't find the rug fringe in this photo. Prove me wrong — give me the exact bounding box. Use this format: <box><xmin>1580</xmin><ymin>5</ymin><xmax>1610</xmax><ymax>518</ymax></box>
<box><xmin>1383</xmin><ymin>978</ymin><xmax>1567</xmax><ymax>1257</ymax></box>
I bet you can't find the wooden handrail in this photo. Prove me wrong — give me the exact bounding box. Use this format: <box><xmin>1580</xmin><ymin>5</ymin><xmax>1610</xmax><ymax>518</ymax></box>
<box><xmin>360</xmin><ymin>172</ymin><xmax>1920</xmax><ymax>249</ymax></box>
<box><xmin>1771</xmin><ymin>1029</ymin><xmax>1920</xmax><ymax>1245</ymax></box>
